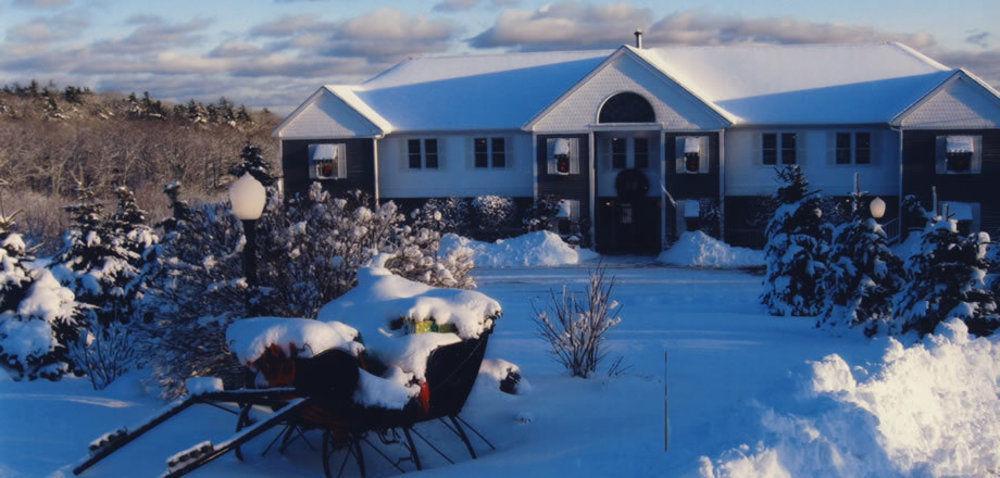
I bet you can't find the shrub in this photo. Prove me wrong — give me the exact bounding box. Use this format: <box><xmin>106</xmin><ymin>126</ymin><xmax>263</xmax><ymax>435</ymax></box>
<box><xmin>471</xmin><ymin>195</ymin><xmax>516</xmax><ymax>240</ymax></box>
<box><xmin>533</xmin><ymin>265</ymin><xmax>621</xmax><ymax>378</ymax></box>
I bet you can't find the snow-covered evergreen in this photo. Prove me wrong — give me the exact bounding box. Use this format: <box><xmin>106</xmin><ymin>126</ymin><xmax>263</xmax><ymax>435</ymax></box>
<box><xmin>0</xmin><ymin>212</ymin><xmax>81</xmax><ymax>380</ymax></box>
<box><xmin>818</xmin><ymin>190</ymin><xmax>903</xmax><ymax>335</ymax></box>
<box><xmin>228</xmin><ymin>143</ymin><xmax>276</xmax><ymax>191</ymax></box>
<box><xmin>893</xmin><ymin>217</ymin><xmax>997</xmax><ymax>336</ymax></box>
<box><xmin>760</xmin><ymin>166</ymin><xmax>831</xmax><ymax>316</ymax></box>
<box><xmin>471</xmin><ymin>195</ymin><xmax>516</xmax><ymax>240</ymax></box>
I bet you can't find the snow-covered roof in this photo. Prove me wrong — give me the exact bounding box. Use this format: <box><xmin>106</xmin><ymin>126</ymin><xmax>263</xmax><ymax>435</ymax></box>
<box><xmin>280</xmin><ymin>42</ymin><xmax>985</xmax><ymax>134</ymax></box>
<box><xmin>631</xmin><ymin>43</ymin><xmax>953</xmax><ymax>125</ymax></box>
<box><xmin>342</xmin><ymin>50</ymin><xmax>611</xmax><ymax>132</ymax></box>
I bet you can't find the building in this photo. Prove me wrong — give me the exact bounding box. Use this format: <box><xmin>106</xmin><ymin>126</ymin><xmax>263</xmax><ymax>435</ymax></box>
<box><xmin>274</xmin><ymin>38</ymin><xmax>1000</xmax><ymax>253</ymax></box>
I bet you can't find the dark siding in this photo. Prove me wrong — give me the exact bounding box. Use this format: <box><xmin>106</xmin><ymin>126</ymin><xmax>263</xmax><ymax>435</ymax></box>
<box><xmin>536</xmin><ymin>134</ymin><xmax>591</xmax><ymax>223</ymax></box>
<box><xmin>902</xmin><ymin>129</ymin><xmax>1000</xmax><ymax>234</ymax></box>
<box><xmin>281</xmin><ymin>138</ymin><xmax>375</xmax><ymax>199</ymax></box>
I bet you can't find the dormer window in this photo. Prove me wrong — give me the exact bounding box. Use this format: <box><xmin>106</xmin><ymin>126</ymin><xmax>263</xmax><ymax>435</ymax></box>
<box><xmin>936</xmin><ymin>135</ymin><xmax>981</xmax><ymax>175</ymax></box>
<box><xmin>308</xmin><ymin>143</ymin><xmax>346</xmax><ymax>179</ymax></box>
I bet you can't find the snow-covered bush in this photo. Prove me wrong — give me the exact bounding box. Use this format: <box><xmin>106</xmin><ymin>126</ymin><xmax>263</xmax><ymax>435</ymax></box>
<box><xmin>425</xmin><ymin>197</ymin><xmax>471</xmax><ymax>234</ymax></box>
<box><xmin>893</xmin><ymin>217</ymin><xmax>997</xmax><ymax>336</ymax></box>
<box><xmin>68</xmin><ymin>322</ymin><xmax>137</xmax><ymax>390</ymax></box>
<box><xmin>522</xmin><ymin>195</ymin><xmax>560</xmax><ymax>233</ymax></box>
<box><xmin>760</xmin><ymin>166</ymin><xmax>831</xmax><ymax>316</ymax></box>
<box><xmin>818</xmin><ymin>191</ymin><xmax>903</xmax><ymax>335</ymax></box>
<box><xmin>0</xmin><ymin>212</ymin><xmax>82</xmax><ymax>380</ymax></box>
<box><xmin>471</xmin><ymin>195</ymin><xmax>516</xmax><ymax>240</ymax></box>
<box><xmin>533</xmin><ymin>265</ymin><xmax>621</xmax><ymax>378</ymax></box>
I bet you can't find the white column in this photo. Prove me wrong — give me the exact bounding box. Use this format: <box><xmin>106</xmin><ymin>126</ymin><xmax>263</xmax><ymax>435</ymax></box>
<box><xmin>589</xmin><ymin>131</ymin><xmax>596</xmax><ymax>248</ymax></box>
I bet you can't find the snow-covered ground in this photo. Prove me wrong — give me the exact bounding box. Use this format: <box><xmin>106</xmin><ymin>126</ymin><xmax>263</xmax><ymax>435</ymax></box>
<box><xmin>0</xmin><ymin>261</ymin><xmax>994</xmax><ymax>477</ymax></box>
<box><xmin>658</xmin><ymin>231</ymin><xmax>764</xmax><ymax>268</ymax></box>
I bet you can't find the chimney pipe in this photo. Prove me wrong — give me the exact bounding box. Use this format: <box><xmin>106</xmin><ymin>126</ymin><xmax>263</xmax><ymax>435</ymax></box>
<box><xmin>634</xmin><ymin>29</ymin><xmax>643</xmax><ymax>48</ymax></box>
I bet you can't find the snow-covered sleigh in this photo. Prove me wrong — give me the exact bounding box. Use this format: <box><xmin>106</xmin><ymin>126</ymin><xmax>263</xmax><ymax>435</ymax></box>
<box><xmin>73</xmin><ymin>258</ymin><xmax>501</xmax><ymax>477</ymax></box>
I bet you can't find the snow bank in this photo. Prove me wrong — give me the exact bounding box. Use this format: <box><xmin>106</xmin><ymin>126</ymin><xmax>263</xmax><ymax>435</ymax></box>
<box><xmin>700</xmin><ymin>318</ymin><xmax>1000</xmax><ymax>478</ymax></box>
<box><xmin>440</xmin><ymin>231</ymin><xmax>597</xmax><ymax>268</ymax></box>
<box><xmin>225</xmin><ymin>317</ymin><xmax>362</xmax><ymax>366</ymax></box>
<box><xmin>658</xmin><ymin>231</ymin><xmax>763</xmax><ymax>268</ymax></box>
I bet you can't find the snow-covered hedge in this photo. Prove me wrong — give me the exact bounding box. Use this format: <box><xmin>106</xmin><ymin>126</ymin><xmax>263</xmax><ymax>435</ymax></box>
<box><xmin>440</xmin><ymin>231</ymin><xmax>597</xmax><ymax>268</ymax></box>
<box><xmin>699</xmin><ymin>318</ymin><xmax>1000</xmax><ymax>477</ymax></box>
<box><xmin>657</xmin><ymin>231</ymin><xmax>763</xmax><ymax>268</ymax></box>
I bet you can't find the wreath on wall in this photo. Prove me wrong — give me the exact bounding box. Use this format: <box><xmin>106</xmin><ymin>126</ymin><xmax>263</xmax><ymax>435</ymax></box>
<box><xmin>614</xmin><ymin>169</ymin><xmax>649</xmax><ymax>202</ymax></box>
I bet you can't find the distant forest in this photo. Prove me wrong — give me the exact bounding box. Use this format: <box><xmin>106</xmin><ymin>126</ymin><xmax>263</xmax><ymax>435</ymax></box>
<box><xmin>0</xmin><ymin>80</ymin><xmax>280</xmax><ymax>251</ymax></box>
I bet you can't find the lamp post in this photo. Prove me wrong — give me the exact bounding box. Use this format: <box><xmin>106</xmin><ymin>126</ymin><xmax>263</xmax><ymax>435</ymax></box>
<box><xmin>229</xmin><ymin>174</ymin><xmax>266</xmax><ymax>295</ymax></box>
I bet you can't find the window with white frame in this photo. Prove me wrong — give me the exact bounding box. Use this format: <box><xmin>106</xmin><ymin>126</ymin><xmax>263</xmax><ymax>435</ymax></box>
<box><xmin>406</xmin><ymin>138</ymin><xmax>439</xmax><ymax>169</ymax></box>
<box><xmin>474</xmin><ymin>137</ymin><xmax>507</xmax><ymax>168</ymax></box>
<box><xmin>936</xmin><ymin>135</ymin><xmax>981</xmax><ymax>174</ymax></box>
<box><xmin>557</xmin><ymin>199</ymin><xmax>581</xmax><ymax>220</ymax></box>
<box><xmin>834</xmin><ymin>132</ymin><xmax>872</xmax><ymax>165</ymax></box>
<box><xmin>675</xmin><ymin>136</ymin><xmax>710</xmax><ymax>174</ymax></box>
<box><xmin>308</xmin><ymin>143</ymin><xmax>346</xmax><ymax>179</ymax></box>
<box><xmin>761</xmin><ymin>132</ymin><xmax>798</xmax><ymax>165</ymax></box>
<box><xmin>547</xmin><ymin>137</ymin><xmax>580</xmax><ymax>175</ymax></box>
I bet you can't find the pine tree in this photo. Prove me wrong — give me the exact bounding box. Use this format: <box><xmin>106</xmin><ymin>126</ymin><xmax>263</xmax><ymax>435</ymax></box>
<box><xmin>109</xmin><ymin>186</ymin><xmax>158</xmax><ymax>313</ymax></box>
<box><xmin>229</xmin><ymin>143</ymin><xmax>276</xmax><ymax>190</ymax></box>
<box><xmin>760</xmin><ymin>166</ymin><xmax>831</xmax><ymax>316</ymax></box>
<box><xmin>0</xmin><ymin>212</ymin><xmax>81</xmax><ymax>380</ymax></box>
<box><xmin>819</xmin><ymin>189</ymin><xmax>903</xmax><ymax>335</ymax></box>
<box><xmin>894</xmin><ymin>217</ymin><xmax>997</xmax><ymax>336</ymax></box>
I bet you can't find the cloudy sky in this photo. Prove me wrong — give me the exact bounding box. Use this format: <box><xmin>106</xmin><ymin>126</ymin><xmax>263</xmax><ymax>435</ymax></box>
<box><xmin>1</xmin><ymin>0</ymin><xmax>997</xmax><ymax>112</ymax></box>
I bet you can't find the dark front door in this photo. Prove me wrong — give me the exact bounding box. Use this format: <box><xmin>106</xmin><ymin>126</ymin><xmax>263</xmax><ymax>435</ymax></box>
<box><xmin>596</xmin><ymin>198</ymin><xmax>660</xmax><ymax>254</ymax></box>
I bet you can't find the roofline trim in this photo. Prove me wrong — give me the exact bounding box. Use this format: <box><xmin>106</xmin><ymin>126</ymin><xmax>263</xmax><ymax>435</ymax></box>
<box><xmin>272</xmin><ymin>86</ymin><xmax>388</xmax><ymax>138</ymax></box>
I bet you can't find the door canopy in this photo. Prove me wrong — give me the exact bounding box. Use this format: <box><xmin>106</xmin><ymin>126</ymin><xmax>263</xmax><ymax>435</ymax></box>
<box><xmin>599</xmin><ymin>92</ymin><xmax>656</xmax><ymax>123</ymax></box>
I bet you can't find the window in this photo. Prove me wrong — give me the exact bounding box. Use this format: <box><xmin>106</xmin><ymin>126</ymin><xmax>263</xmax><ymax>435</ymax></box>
<box><xmin>676</xmin><ymin>136</ymin><xmax>709</xmax><ymax>174</ymax></box>
<box><xmin>611</xmin><ymin>137</ymin><xmax>627</xmax><ymax>169</ymax></box>
<box><xmin>407</xmin><ymin>139</ymin><xmax>422</xmax><ymax>169</ymax></box>
<box><xmin>474</xmin><ymin>138</ymin><xmax>488</xmax><ymax>168</ymax></box>
<box><xmin>762</xmin><ymin>133</ymin><xmax>777</xmax><ymax>165</ymax></box>
<box><xmin>835</xmin><ymin>133</ymin><xmax>852</xmax><ymax>164</ymax></box>
<box><xmin>634</xmin><ymin>137</ymin><xmax>649</xmax><ymax>169</ymax></box>
<box><xmin>835</xmin><ymin>132</ymin><xmax>871</xmax><ymax>165</ymax></box>
<box><xmin>598</xmin><ymin>92</ymin><xmax>656</xmax><ymax>123</ymax></box>
<box><xmin>781</xmin><ymin>133</ymin><xmax>797</xmax><ymax>164</ymax></box>
<box><xmin>425</xmin><ymin>139</ymin><xmax>439</xmax><ymax>169</ymax></box>
<box><xmin>855</xmin><ymin>133</ymin><xmax>871</xmax><ymax>164</ymax></box>
<box><xmin>308</xmin><ymin>143</ymin><xmax>346</xmax><ymax>179</ymax></box>
<box><xmin>406</xmin><ymin>138</ymin><xmax>439</xmax><ymax>169</ymax></box>
<box><xmin>473</xmin><ymin>137</ymin><xmax>507</xmax><ymax>168</ymax></box>
<box><xmin>943</xmin><ymin>136</ymin><xmax>976</xmax><ymax>173</ymax></box>
<box><xmin>491</xmin><ymin>138</ymin><xmax>506</xmax><ymax>168</ymax></box>
<box><xmin>547</xmin><ymin>137</ymin><xmax>580</xmax><ymax>175</ymax></box>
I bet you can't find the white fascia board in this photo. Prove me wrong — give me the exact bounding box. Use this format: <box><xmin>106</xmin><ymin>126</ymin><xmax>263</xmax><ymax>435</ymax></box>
<box><xmin>889</xmin><ymin>69</ymin><xmax>1000</xmax><ymax>127</ymax></box>
<box><xmin>273</xmin><ymin>86</ymin><xmax>390</xmax><ymax>139</ymax></box>
<box><xmin>272</xmin><ymin>86</ymin><xmax>325</xmax><ymax>138</ymax></box>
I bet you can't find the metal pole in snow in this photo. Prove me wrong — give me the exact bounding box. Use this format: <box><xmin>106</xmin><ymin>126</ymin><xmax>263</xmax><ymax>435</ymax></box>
<box><xmin>664</xmin><ymin>350</ymin><xmax>669</xmax><ymax>452</ymax></box>
<box><xmin>932</xmin><ymin>186</ymin><xmax>938</xmax><ymax>216</ymax></box>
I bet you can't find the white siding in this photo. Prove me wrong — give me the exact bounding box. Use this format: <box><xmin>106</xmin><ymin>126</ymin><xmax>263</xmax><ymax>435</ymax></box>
<box><xmin>278</xmin><ymin>89</ymin><xmax>382</xmax><ymax>139</ymax></box>
<box><xmin>377</xmin><ymin>132</ymin><xmax>534</xmax><ymax>198</ymax></box>
<box><xmin>898</xmin><ymin>74</ymin><xmax>1000</xmax><ymax>129</ymax></box>
<box><xmin>531</xmin><ymin>52</ymin><xmax>727</xmax><ymax>132</ymax></box>
<box><xmin>724</xmin><ymin>127</ymin><xmax>900</xmax><ymax>196</ymax></box>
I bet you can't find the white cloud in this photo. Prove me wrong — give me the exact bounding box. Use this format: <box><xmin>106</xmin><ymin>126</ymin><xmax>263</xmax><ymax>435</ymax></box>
<box><xmin>12</xmin><ymin>0</ymin><xmax>71</xmax><ymax>9</ymax></box>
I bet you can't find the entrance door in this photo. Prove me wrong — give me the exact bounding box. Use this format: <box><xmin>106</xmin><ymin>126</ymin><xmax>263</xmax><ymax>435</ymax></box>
<box><xmin>597</xmin><ymin>198</ymin><xmax>660</xmax><ymax>254</ymax></box>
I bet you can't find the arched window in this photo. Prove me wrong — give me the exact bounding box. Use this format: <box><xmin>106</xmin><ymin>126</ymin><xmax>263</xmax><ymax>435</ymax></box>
<box><xmin>598</xmin><ymin>92</ymin><xmax>655</xmax><ymax>123</ymax></box>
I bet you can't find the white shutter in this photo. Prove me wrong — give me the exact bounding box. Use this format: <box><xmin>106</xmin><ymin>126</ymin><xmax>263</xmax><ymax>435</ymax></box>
<box><xmin>336</xmin><ymin>143</ymin><xmax>347</xmax><ymax>179</ymax></box>
<box><xmin>546</xmin><ymin>138</ymin><xmax>558</xmax><ymax>174</ymax></box>
<box><xmin>570</xmin><ymin>139</ymin><xmax>580</xmax><ymax>174</ymax></box>
<box><xmin>674</xmin><ymin>137</ymin><xmax>685</xmax><ymax>173</ymax></box>
<box><xmin>698</xmin><ymin>137</ymin><xmax>710</xmax><ymax>173</ymax></box>
<box><xmin>935</xmin><ymin>136</ymin><xmax>947</xmax><ymax>174</ymax></box>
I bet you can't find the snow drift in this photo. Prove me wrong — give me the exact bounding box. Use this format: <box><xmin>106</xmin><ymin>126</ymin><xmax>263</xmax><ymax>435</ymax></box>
<box><xmin>700</xmin><ymin>318</ymin><xmax>1000</xmax><ymax>478</ymax></box>
<box><xmin>440</xmin><ymin>231</ymin><xmax>597</xmax><ymax>268</ymax></box>
<box><xmin>658</xmin><ymin>231</ymin><xmax>763</xmax><ymax>268</ymax></box>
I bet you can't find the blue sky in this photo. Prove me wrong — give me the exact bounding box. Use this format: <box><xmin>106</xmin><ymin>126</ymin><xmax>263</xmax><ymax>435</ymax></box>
<box><xmin>1</xmin><ymin>0</ymin><xmax>997</xmax><ymax>111</ymax></box>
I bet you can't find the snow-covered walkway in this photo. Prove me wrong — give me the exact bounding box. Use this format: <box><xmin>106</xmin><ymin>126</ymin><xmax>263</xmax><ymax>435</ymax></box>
<box><xmin>0</xmin><ymin>263</ymin><xmax>899</xmax><ymax>477</ymax></box>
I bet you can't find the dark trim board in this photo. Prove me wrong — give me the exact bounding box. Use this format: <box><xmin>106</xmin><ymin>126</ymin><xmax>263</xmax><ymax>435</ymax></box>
<box><xmin>901</xmin><ymin>129</ymin><xmax>1000</xmax><ymax>234</ymax></box>
<box><xmin>281</xmin><ymin>138</ymin><xmax>376</xmax><ymax>199</ymax></box>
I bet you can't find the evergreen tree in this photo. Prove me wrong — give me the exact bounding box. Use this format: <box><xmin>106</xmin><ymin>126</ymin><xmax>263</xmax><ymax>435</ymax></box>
<box><xmin>51</xmin><ymin>185</ymin><xmax>136</xmax><ymax>325</ymax></box>
<box><xmin>819</xmin><ymin>190</ymin><xmax>903</xmax><ymax>335</ymax></box>
<box><xmin>760</xmin><ymin>166</ymin><xmax>831</xmax><ymax>316</ymax></box>
<box><xmin>229</xmin><ymin>143</ymin><xmax>276</xmax><ymax>190</ymax></box>
<box><xmin>109</xmin><ymin>186</ymin><xmax>158</xmax><ymax>312</ymax></box>
<box><xmin>0</xmin><ymin>212</ymin><xmax>81</xmax><ymax>380</ymax></box>
<box><xmin>894</xmin><ymin>217</ymin><xmax>997</xmax><ymax>336</ymax></box>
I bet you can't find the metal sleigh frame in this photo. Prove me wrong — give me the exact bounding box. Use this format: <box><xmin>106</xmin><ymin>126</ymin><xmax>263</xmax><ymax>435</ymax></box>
<box><xmin>71</xmin><ymin>331</ymin><xmax>496</xmax><ymax>477</ymax></box>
